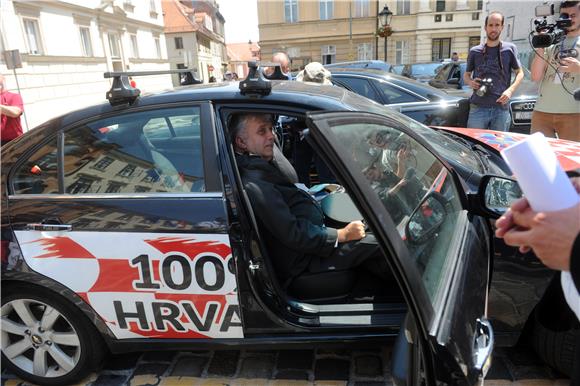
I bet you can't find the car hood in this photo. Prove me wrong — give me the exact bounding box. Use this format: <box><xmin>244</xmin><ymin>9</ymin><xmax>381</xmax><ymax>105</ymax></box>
<box><xmin>438</xmin><ymin>127</ymin><xmax>580</xmax><ymax>171</ymax></box>
<box><xmin>511</xmin><ymin>80</ymin><xmax>538</xmax><ymax>100</ymax></box>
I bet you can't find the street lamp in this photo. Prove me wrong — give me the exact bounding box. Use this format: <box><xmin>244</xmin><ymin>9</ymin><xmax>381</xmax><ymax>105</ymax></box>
<box><xmin>378</xmin><ymin>5</ymin><xmax>393</xmax><ymax>63</ymax></box>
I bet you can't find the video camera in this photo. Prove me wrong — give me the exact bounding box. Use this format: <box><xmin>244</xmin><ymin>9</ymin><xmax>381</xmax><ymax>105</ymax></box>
<box><xmin>532</xmin><ymin>2</ymin><xmax>573</xmax><ymax>48</ymax></box>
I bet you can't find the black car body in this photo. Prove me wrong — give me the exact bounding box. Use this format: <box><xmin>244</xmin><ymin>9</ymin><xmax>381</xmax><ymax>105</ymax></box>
<box><xmin>428</xmin><ymin>61</ymin><xmax>538</xmax><ymax>133</ymax></box>
<box><xmin>329</xmin><ymin>68</ymin><xmax>469</xmax><ymax>127</ymax></box>
<box><xmin>0</xmin><ymin>74</ymin><xmax>569</xmax><ymax>385</ymax></box>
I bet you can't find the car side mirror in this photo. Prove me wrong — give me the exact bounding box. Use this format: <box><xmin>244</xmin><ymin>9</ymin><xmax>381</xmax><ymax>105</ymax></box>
<box><xmin>405</xmin><ymin>192</ymin><xmax>447</xmax><ymax>245</ymax></box>
<box><xmin>470</xmin><ymin>176</ymin><xmax>523</xmax><ymax>218</ymax></box>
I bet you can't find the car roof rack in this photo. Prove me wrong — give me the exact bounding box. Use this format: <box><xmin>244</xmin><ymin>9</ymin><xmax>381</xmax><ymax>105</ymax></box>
<box><xmin>104</xmin><ymin>69</ymin><xmax>199</xmax><ymax>106</ymax></box>
<box><xmin>239</xmin><ymin>61</ymin><xmax>289</xmax><ymax>96</ymax></box>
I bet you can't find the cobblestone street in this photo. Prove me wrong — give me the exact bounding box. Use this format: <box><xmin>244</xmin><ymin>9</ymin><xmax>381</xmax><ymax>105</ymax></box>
<box><xmin>1</xmin><ymin>344</ymin><xmax>570</xmax><ymax>386</ymax></box>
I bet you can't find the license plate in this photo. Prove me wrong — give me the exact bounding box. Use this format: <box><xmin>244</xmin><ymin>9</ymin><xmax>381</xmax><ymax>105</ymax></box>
<box><xmin>515</xmin><ymin>111</ymin><xmax>532</xmax><ymax>120</ymax></box>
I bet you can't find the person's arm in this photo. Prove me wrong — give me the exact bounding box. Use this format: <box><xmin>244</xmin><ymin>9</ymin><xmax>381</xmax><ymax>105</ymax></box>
<box><xmin>245</xmin><ymin>181</ymin><xmax>338</xmax><ymax>256</ymax></box>
<box><xmin>0</xmin><ymin>104</ymin><xmax>22</xmax><ymax>118</ymax></box>
<box><xmin>497</xmin><ymin>67</ymin><xmax>523</xmax><ymax>105</ymax></box>
<box><xmin>530</xmin><ymin>47</ymin><xmax>548</xmax><ymax>82</ymax></box>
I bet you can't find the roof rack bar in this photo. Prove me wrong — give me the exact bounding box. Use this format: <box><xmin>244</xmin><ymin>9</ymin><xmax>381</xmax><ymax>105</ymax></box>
<box><xmin>104</xmin><ymin>69</ymin><xmax>197</xmax><ymax>78</ymax></box>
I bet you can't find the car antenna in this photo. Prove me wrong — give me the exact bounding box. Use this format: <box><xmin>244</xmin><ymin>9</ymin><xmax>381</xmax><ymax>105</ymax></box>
<box><xmin>104</xmin><ymin>69</ymin><xmax>200</xmax><ymax>106</ymax></box>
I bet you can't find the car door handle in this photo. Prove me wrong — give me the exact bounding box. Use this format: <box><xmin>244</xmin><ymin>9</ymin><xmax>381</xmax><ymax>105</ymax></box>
<box><xmin>473</xmin><ymin>318</ymin><xmax>494</xmax><ymax>376</ymax></box>
<box><xmin>26</xmin><ymin>223</ymin><xmax>73</xmax><ymax>232</ymax></box>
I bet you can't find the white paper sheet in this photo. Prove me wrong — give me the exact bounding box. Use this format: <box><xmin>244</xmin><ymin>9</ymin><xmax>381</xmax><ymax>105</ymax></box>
<box><xmin>500</xmin><ymin>132</ymin><xmax>580</xmax><ymax>212</ymax></box>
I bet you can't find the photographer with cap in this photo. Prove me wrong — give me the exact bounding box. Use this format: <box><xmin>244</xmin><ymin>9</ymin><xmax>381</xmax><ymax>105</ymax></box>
<box><xmin>464</xmin><ymin>11</ymin><xmax>524</xmax><ymax>131</ymax></box>
<box><xmin>530</xmin><ymin>1</ymin><xmax>580</xmax><ymax>142</ymax></box>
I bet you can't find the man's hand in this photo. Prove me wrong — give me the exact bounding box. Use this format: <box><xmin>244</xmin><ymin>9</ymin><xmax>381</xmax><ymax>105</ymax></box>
<box><xmin>469</xmin><ymin>78</ymin><xmax>481</xmax><ymax>90</ymax></box>
<box><xmin>338</xmin><ymin>220</ymin><xmax>366</xmax><ymax>243</ymax></box>
<box><xmin>559</xmin><ymin>57</ymin><xmax>580</xmax><ymax>74</ymax></box>
<box><xmin>496</xmin><ymin>89</ymin><xmax>513</xmax><ymax>105</ymax></box>
<box><xmin>502</xmin><ymin>202</ymin><xmax>580</xmax><ymax>270</ymax></box>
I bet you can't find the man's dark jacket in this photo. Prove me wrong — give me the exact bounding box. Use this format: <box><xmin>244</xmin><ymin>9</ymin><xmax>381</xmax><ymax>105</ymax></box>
<box><xmin>236</xmin><ymin>153</ymin><xmax>338</xmax><ymax>284</ymax></box>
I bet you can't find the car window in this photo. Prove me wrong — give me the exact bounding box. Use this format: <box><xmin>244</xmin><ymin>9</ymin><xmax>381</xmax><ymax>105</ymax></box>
<box><xmin>373</xmin><ymin>81</ymin><xmax>422</xmax><ymax>104</ymax></box>
<box><xmin>433</xmin><ymin>63</ymin><xmax>451</xmax><ymax>81</ymax></box>
<box><xmin>449</xmin><ymin>64</ymin><xmax>461</xmax><ymax>80</ymax></box>
<box><xmin>328</xmin><ymin>121</ymin><xmax>463</xmax><ymax>305</ymax></box>
<box><xmin>11</xmin><ymin>138</ymin><xmax>59</xmax><ymax>194</ymax></box>
<box><xmin>334</xmin><ymin>76</ymin><xmax>380</xmax><ymax>102</ymax></box>
<box><xmin>62</xmin><ymin>106</ymin><xmax>204</xmax><ymax>194</ymax></box>
<box><xmin>411</xmin><ymin>63</ymin><xmax>443</xmax><ymax>76</ymax></box>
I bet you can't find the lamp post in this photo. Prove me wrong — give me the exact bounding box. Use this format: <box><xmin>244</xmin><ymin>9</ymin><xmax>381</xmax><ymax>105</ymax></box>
<box><xmin>378</xmin><ymin>5</ymin><xmax>393</xmax><ymax>63</ymax></box>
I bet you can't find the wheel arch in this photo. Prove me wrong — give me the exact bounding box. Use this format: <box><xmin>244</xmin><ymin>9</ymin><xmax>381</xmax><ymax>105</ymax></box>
<box><xmin>2</xmin><ymin>271</ymin><xmax>117</xmax><ymax>346</ymax></box>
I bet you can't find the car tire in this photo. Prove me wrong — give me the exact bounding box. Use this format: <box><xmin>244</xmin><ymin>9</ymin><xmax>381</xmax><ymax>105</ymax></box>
<box><xmin>532</xmin><ymin>282</ymin><xmax>579</xmax><ymax>377</ymax></box>
<box><xmin>1</xmin><ymin>285</ymin><xmax>105</xmax><ymax>385</ymax></box>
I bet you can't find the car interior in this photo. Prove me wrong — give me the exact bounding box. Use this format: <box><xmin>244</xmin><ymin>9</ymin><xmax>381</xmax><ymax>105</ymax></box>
<box><xmin>222</xmin><ymin>109</ymin><xmax>406</xmax><ymax>312</ymax></box>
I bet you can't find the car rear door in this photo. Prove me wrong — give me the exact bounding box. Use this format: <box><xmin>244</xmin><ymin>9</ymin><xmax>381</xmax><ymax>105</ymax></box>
<box><xmin>5</xmin><ymin>103</ymin><xmax>244</xmax><ymax>341</ymax></box>
<box><xmin>305</xmin><ymin>111</ymin><xmax>493</xmax><ymax>385</ymax></box>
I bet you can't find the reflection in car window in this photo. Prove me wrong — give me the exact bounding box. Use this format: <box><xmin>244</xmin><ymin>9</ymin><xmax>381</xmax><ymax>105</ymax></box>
<box><xmin>327</xmin><ymin>122</ymin><xmax>463</xmax><ymax>305</ymax></box>
<box><xmin>62</xmin><ymin>107</ymin><xmax>204</xmax><ymax>194</ymax></box>
<box><xmin>334</xmin><ymin>76</ymin><xmax>380</xmax><ymax>101</ymax></box>
<box><xmin>341</xmin><ymin>95</ymin><xmax>483</xmax><ymax>173</ymax></box>
<box><xmin>373</xmin><ymin>81</ymin><xmax>421</xmax><ymax>104</ymax></box>
<box><xmin>11</xmin><ymin>139</ymin><xmax>59</xmax><ymax>194</ymax></box>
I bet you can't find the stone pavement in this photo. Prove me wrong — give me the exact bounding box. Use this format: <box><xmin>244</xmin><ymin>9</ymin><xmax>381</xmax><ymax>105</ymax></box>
<box><xmin>1</xmin><ymin>346</ymin><xmax>570</xmax><ymax>386</ymax></box>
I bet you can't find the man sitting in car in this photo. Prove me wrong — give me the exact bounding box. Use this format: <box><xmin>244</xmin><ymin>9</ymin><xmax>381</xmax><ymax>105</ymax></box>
<box><xmin>230</xmin><ymin>112</ymin><xmax>388</xmax><ymax>288</ymax></box>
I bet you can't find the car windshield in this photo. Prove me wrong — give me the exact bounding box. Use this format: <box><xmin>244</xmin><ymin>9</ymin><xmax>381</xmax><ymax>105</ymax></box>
<box><xmin>411</xmin><ymin>63</ymin><xmax>443</xmax><ymax>76</ymax></box>
<box><xmin>342</xmin><ymin>94</ymin><xmax>483</xmax><ymax>173</ymax></box>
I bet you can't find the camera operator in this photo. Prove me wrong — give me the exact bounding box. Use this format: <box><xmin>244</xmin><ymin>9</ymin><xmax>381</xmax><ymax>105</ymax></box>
<box><xmin>464</xmin><ymin>11</ymin><xmax>524</xmax><ymax>131</ymax></box>
<box><xmin>530</xmin><ymin>1</ymin><xmax>580</xmax><ymax>142</ymax></box>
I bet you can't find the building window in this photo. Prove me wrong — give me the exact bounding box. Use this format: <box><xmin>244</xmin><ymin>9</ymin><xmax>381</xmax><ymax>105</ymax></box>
<box><xmin>436</xmin><ymin>0</ymin><xmax>445</xmax><ymax>12</ymax></box>
<box><xmin>93</xmin><ymin>156</ymin><xmax>114</xmax><ymax>171</ymax></box>
<box><xmin>105</xmin><ymin>182</ymin><xmax>125</xmax><ymax>193</ymax></box>
<box><xmin>477</xmin><ymin>0</ymin><xmax>483</xmax><ymax>10</ymax></box>
<box><xmin>284</xmin><ymin>0</ymin><xmax>298</xmax><ymax>23</ymax></box>
<box><xmin>396</xmin><ymin>0</ymin><xmax>410</xmax><ymax>15</ymax></box>
<box><xmin>130</xmin><ymin>34</ymin><xmax>139</xmax><ymax>58</ymax></box>
<box><xmin>108</xmin><ymin>33</ymin><xmax>121</xmax><ymax>58</ymax></box>
<box><xmin>117</xmin><ymin>164</ymin><xmax>136</xmax><ymax>178</ymax></box>
<box><xmin>123</xmin><ymin>0</ymin><xmax>135</xmax><ymax>12</ymax></box>
<box><xmin>472</xmin><ymin>12</ymin><xmax>479</xmax><ymax>20</ymax></box>
<box><xmin>432</xmin><ymin>38</ymin><xmax>451</xmax><ymax>61</ymax></box>
<box><xmin>320</xmin><ymin>0</ymin><xmax>333</xmax><ymax>20</ymax></box>
<box><xmin>395</xmin><ymin>40</ymin><xmax>410</xmax><ymax>65</ymax></box>
<box><xmin>357</xmin><ymin>43</ymin><xmax>373</xmax><ymax>60</ymax></box>
<box><xmin>79</xmin><ymin>26</ymin><xmax>93</xmax><ymax>57</ymax></box>
<box><xmin>469</xmin><ymin>36</ymin><xmax>480</xmax><ymax>48</ymax></box>
<box><xmin>354</xmin><ymin>0</ymin><xmax>369</xmax><ymax>17</ymax></box>
<box><xmin>155</xmin><ymin>37</ymin><xmax>162</xmax><ymax>59</ymax></box>
<box><xmin>23</xmin><ymin>18</ymin><xmax>43</xmax><ymax>55</ymax></box>
<box><xmin>175</xmin><ymin>37</ymin><xmax>183</xmax><ymax>49</ymax></box>
<box><xmin>321</xmin><ymin>45</ymin><xmax>336</xmax><ymax>64</ymax></box>
<box><xmin>434</xmin><ymin>14</ymin><xmax>442</xmax><ymax>22</ymax></box>
<box><xmin>149</xmin><ymin>0</ymin><xmax>158</xmax><ymax>17</ymax></box>
<box><xmin>446</xmin><ymin>14</ymin><xmax>453</xmax><ymax>21</ymax></box>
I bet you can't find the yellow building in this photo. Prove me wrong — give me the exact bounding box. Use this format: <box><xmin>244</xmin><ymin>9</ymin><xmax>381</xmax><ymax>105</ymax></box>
<box><xmin>258</xmin><ymin>0</ymin><xmax>484</xmax><ymax>70</ymax></box>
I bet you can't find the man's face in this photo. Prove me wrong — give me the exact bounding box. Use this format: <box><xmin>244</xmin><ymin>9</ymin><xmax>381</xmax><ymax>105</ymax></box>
<box><xmin>485</xmin><ymin>13</ymin><xmax>504</xmax><ymax>41</ymax></box>
<box><xmin>562</xmin><ymin>5</ymin><xmax>580</xmax><ymax>33</ymax></box>
<box><xmin>238</xmin><ymin>116</ymin><xmax>275</xmax><ymax>160</ymax></box>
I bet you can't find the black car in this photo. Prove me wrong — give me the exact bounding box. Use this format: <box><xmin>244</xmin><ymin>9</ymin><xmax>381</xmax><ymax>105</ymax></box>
<box><xmin>428</xmin><ymin>61</ymin><xmax>538</xmax><ymax>133</ymax></box>
<box><xmin>0</xmin><ymin>69</ymin><xmax>572</xmax><ymax>385</ymax></box>
<box><xmin>329</xmin><ymin>68</ymin><xmax>469</xmax><ymax>127</ymax></box>
<box><xmin>401</xmin><ymin>62</ymin><xmax>444</xmax><ymax>83</ymax></box>
<box><xmin>324</xmin><ymin>60</ymin><xmax>394</xmax><ymax>73</ymax></box>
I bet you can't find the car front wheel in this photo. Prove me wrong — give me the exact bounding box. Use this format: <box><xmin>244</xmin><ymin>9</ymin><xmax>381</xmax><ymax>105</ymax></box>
<box><xmin>1</xmin><ymin>285</ymin><xmax>104</xmax><ymax>385</ymax></box>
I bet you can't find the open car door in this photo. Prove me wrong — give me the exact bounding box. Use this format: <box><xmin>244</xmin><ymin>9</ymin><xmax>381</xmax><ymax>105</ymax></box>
<box><xmin>305</xmin><ymin>111</ymin><xmax>493</xmax><ymax>385</ymax></box>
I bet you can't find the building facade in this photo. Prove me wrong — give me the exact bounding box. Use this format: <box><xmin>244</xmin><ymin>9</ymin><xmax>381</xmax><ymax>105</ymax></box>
<box><xmin>0</xmin><ymin>0</ymin><xmax>172</xmax><ymax>131</ymax></box>
<box><xmin>227</xmin><ymin>41</ymin><xmax>261</xmax><ymax>78</ymax></box>
<box><xmin>162</xmin><ymin>0</ymin><xmax>227</xmax><ymax>86</ymax></box>
<box><xmin>258</xmin><ymin>0</ymin><xmax>484</xmax><ymax>70</ymax></box>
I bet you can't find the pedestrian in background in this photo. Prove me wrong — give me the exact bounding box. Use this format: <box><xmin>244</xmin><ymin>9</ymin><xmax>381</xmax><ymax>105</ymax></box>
<box><xmin>463</xmin><ymin>11</ymin><xmax>524</xmax><ymax>131</ymax></box>
<box><xmin>451</xmin><ymin>52</ymin><xmax>459</xmax><ymax>62</ymax></box>
<box><xmin>0</xmin><ymin>75</ymin><xmax>24</xmax><ymax>146</ymax></box>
